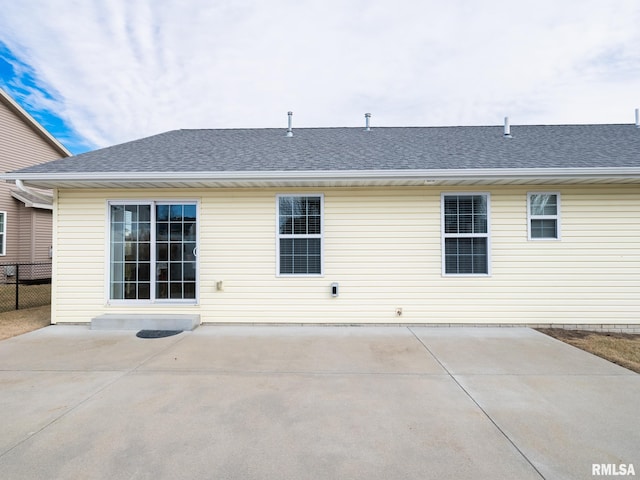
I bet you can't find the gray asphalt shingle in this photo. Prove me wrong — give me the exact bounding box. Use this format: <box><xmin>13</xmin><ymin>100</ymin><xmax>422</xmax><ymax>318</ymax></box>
<box><xmin>10</xmin><ymin>124</ymin><xmax>640</xmax><ymax>175</ymax></box>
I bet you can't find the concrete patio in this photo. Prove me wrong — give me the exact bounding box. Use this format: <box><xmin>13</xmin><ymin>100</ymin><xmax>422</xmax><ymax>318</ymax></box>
<box><xmin>0</xmin><ymin>326</ymin><xmax>637</xmax><ymax>479</ymax></box>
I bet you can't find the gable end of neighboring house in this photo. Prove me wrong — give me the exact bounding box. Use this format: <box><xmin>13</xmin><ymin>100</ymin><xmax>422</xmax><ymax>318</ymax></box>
<box><xmin>0</xmin><ymin>88</ymin><xmax>70</xmax><ymax>280</ymax></box>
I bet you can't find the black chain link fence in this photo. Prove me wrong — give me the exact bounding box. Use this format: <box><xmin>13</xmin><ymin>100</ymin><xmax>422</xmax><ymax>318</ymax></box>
<box><xmin>0</xmin><ymin>263</ymin><xmax>52</xmax><ymax>312</ymax></box>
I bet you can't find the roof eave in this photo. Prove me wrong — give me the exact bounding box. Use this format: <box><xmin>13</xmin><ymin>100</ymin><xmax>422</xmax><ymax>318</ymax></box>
<box><xmin>5</xmin><ymin>168</ymin><xmax>640</xmax><ymax>189</ymax></box>
<box><xmin>10</xmin><ymin>190</ymin><xmax>54</xmax><ymax>210</ymax></box>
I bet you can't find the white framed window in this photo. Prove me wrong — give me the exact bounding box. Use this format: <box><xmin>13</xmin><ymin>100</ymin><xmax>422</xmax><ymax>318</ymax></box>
<box><xmin>276</xmin><ymin>194</ymin><xmax>324</xmax><ymax>276</ymax></box>
<box><xmin>441</xmin><ymin>193</ymin><xmax>491</xmax><ymax>276</ymax></box>
<box><xmin>108</xmin><ymin>201</ymin><xmax>198</xmax><ymax>303</ymax></box>
<box><xmin>528</xmin><ymin>192</ymin><xmax>560</xmax><ymax>240</ymax></box>
<box><xmin>0</xmin><ymin>212</ymin><xmax>5</xmax><ymax>256</ymax></box>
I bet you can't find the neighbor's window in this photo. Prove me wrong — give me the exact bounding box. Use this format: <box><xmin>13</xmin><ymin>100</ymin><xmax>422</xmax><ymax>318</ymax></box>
<box><xmin>277</xmin><ymin>195</ymin><xmax>323</xmax><ymax>275</ymax></box>
<box><xmin>0</xmin><ymin>212</ymin><xmax>5</xmax><ymax>256</ymax></box>
<box><xmin>528</xmin><ymin>193</ymin><xmax>560</xmax><ymax>240</ymax></box>
<box><xmin>109</xmin><ymin>202</ymin><xmax>197</xmax><ymax>302</ymax></box>
<box><xmin>442</xmin><ymin>194</ymin><xmax>490</xmax><ymax>275</ymax></box>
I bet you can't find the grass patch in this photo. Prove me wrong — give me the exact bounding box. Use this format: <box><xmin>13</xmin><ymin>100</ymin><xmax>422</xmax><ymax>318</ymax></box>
<box><xmin>537</xmin><ymin>328</ymin><xmax>640</xmax><ymax>374</ymax></box>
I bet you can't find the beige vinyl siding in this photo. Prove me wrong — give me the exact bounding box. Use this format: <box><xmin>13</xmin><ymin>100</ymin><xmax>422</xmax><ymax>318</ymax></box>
<box><xmin>52</xmin><ymin>185</ymin><xmax>640</xmax><ymax>325</ymax></box>
<box><xmin>17</xmin><ymin>202</ymin><xmax>31</xmax><ymax>261</ymax></box>
<box><xmin>0</xmin><ymin>100</ymin><xmax>64</xmax><ymax>171</ymax></box>
<box><xmin>0</xmin><ymin>98</ymin><xmax>63</xmax><ymax>264</ymax></box>
<box><xmin>9</xmin><ymin>200</ymin><xmax>52</xmax><ymax>263</ymax></box>
<box><xmin>33</xmin><ymin>209</ymin><xmax>53</xmax><ymax>262</ymax></box>
<box><xmin>53</xmin><ymin>190</ymin><xmax>111</xmax><ymax>323</ymax></box>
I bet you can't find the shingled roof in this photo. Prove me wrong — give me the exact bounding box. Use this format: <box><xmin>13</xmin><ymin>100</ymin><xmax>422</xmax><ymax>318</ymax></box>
<box><xmin>4</xmin><ymin>124</ymin><xmax>640</xmax><ymax>188</ymax></box>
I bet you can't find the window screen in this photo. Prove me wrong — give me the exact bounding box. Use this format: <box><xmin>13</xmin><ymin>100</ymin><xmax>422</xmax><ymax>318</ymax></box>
<box><xmin>442</xmin><ymin>194</ymin><xmax>489</xmax><ymax>275</ymax></box>
<box><xmin>277</xmin><ymin>195</ymin><xmax>323</xmax><ymax>275</ymax></box>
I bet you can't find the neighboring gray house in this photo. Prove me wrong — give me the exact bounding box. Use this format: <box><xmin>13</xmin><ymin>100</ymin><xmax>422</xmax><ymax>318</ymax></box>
<box><xmin>0</xmin><ymin>88</ymin><xmax>71</xmax><ymax>280</ymax></box>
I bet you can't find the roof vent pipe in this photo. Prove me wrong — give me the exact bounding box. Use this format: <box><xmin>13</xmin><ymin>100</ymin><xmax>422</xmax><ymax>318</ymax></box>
<box><xmin>635</xmin><ymin>108</ymin><xmax>639</xmax><ymax>128</ymax></box>
<box><xmin>365</xmin><ymin>113</ymin><xmax>372</xmax><ymax>131</ymax></box>
<box><xmin>286</xmin><ymin>111</ymin><xmax>293</xmax><ymax>137</ymax></box>
<box><xmin>503</xmin><ymin>116</ymin><xmax>512</xmax><ymax>138</ymax></box>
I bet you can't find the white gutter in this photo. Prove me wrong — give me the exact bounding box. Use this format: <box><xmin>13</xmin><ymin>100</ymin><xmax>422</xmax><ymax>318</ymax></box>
<box><xmin>15</xmin><ymin>179</ymin><xmax>57</xmax><ymax>203</ymax></box>
<box><xmin>6</xmin><ymin>167</ymin><xmax>640</xmax><ymax>185</ymax></box>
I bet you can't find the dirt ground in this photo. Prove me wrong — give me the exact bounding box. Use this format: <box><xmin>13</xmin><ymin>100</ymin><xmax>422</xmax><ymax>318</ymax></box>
<box><xmin>537</xmin><ymin>328</ymin><xmax>640</xmax><ymax>374</ymax></box>
<box><xmin>0</xmin><ymin>305</ymin><xmax>51</xmax><ymax>341</ymax></box>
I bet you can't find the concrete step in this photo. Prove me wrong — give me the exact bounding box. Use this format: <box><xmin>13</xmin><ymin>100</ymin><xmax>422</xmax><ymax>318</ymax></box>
<box><xmin>90</xmin><ymin>314</ymin><xmax>200</xmax><ymax>331</ymax></box>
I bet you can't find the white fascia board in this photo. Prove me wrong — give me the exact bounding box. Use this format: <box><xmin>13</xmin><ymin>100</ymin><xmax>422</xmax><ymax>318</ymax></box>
<box><xmin>5</xmin><ymin>167</ymin><xmax>640</xmax><ymax>187</ymax></box>
<box><xmin>0</xmin><ymin>88</ymin><xmax>72</xmax><ymax>158</ymax></box>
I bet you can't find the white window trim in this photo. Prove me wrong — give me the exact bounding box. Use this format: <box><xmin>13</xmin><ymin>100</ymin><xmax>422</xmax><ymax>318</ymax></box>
<box><xmin>441</xmin><ymin>192</ymin><xmax>491</xmax><ymax>277</ymax></box>
<box><xmin>106</xmin><ymin>200</ymin><xmax>200</xmax><ymax>305</ymax></box>
<box><xmin>276</xmin><ymin>193</ymin><xmax>325</xmax><ymax>277</ymax></box>
<box><xmin>527</xmin><ymin>192</ymin><xmax>561</xmax><ymax>241</ymax></box>
<box><xmin>0</xmin><ymin>211</ymin><xmax>6</xmax><ymax>256</ymax></box>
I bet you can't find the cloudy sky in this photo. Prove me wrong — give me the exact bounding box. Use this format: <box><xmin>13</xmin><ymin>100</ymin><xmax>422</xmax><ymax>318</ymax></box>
<box><xmin>1</xmin><ymin>0</ymin><xmax>639</xmax><ymax>154</ymax></box>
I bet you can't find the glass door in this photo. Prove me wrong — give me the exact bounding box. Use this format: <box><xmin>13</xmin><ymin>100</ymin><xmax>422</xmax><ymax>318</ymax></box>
<box><xmin>155</xmin><ymin>203</ymin><xmax>197</xmax><ymax>300</ymax></box>
<box><xmin>109</xmin><ymin>201</ymin><xmax>197</xmax><ymax>302</ymax></box>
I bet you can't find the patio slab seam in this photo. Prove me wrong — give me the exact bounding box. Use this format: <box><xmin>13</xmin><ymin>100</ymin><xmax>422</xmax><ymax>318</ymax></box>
<box><xmin>0</xmin><ymin>371</ymin><xmax>127</xmax><ymax>460</ymax></box>
<box><xmin>125</xmin><ymin>331</ymin><xmax>193</xmax><ymax>373</ymax></box>
<box><xmin>128</xmin><ymin>368</ymin><xmax>450</xmax><ymax>377</ymax></box>
<box><xmin>407</xmin><ymin>326</ymin><xmax>546</xmax><ymax>480</ymax></box>
<box><xmin>424</xmin><ymin>372</ymin><xmax>635</xmax><ymax>377</ymax></box>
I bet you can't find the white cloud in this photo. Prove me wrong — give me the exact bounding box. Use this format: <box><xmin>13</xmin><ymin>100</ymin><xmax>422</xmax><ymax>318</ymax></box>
<box><xmin>1</xmin><ymin>0</ymin><xmax>639</xmax><ymax>149</ymax></box>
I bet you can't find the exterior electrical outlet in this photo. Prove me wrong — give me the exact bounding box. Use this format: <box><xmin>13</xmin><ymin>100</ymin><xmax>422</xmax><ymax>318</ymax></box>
<box><xmin>331</xmin><ymin>283</ymin><xmax>339</xmax><ymax>297</ymax></box>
